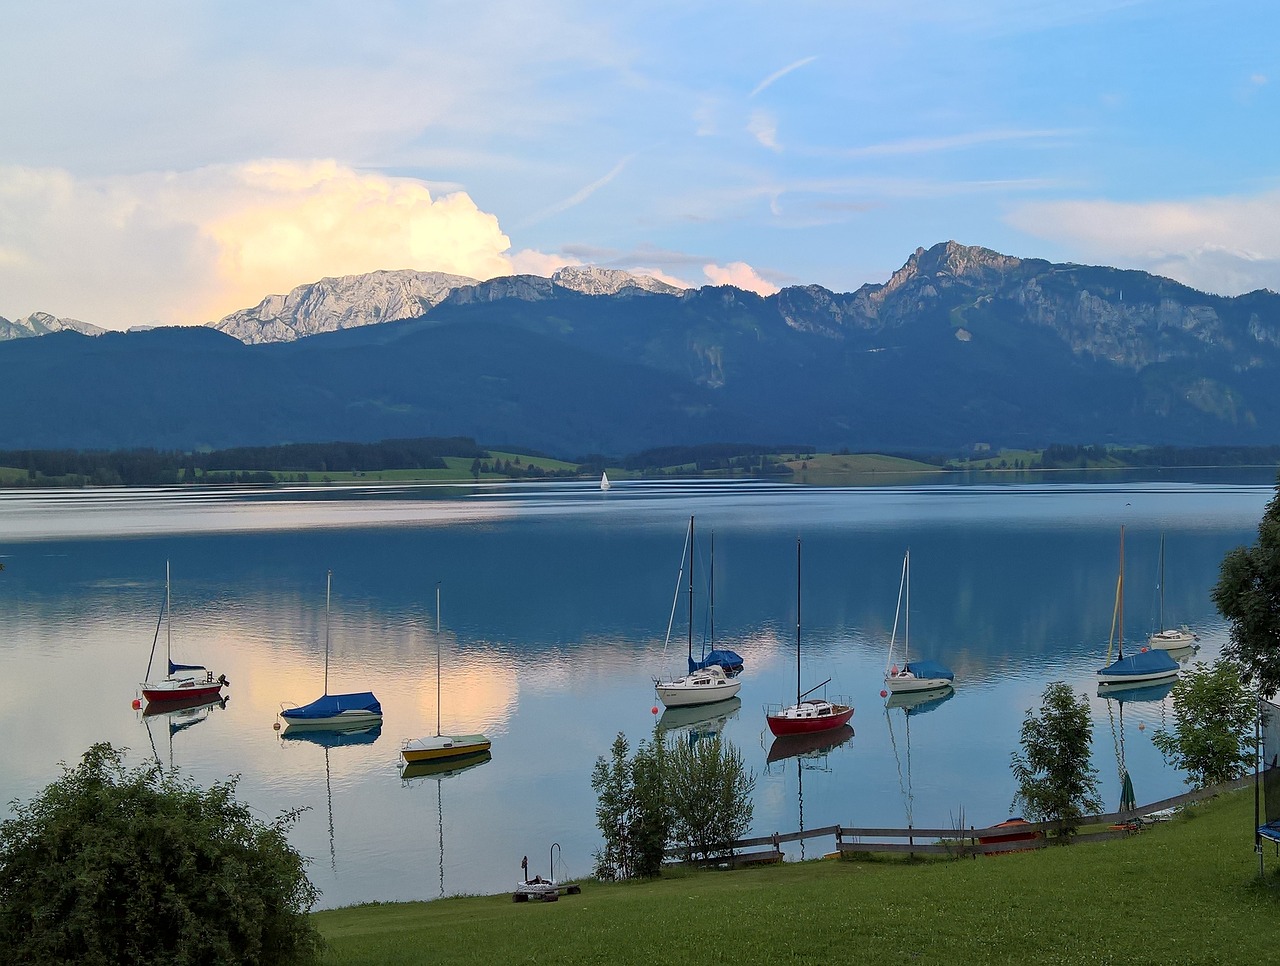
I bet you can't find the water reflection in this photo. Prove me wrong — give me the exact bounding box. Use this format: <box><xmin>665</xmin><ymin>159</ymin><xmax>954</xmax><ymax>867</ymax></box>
<box><xmin>0</xmin><ymin>478</ymin><xmax>1273</xmax><ymax>908</ymax></box>
<box><xmin>656</xmin><ymin>696</ymin><xmax>741</xmax><ymax>744</ymax></box>
<box><xmin>399</xmin><ymin>751</ymin><xmax>491</xmax><ymax>898</ymax></box>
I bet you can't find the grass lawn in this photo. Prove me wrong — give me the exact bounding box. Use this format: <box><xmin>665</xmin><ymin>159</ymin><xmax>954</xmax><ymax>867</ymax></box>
<box><xmin>314</xmin><ymin>787</ymin><xmax>1280</xmax><ymax>965</ymax></box>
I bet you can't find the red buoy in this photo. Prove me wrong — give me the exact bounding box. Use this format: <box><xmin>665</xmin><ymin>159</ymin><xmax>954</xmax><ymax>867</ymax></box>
<box><xmin>651</xmin><ymin>706</ymin><xmax>658</xmax><ymax>715</ymax></box>
<box><xmin>879</xmin><ymin>690</ymin><xmax>888</xmax><ymax>698</ymax></box>
<box><xmin>131</xmin><ymin>698</ymin><xmax>141</xmax><ymax>710</ymax></box>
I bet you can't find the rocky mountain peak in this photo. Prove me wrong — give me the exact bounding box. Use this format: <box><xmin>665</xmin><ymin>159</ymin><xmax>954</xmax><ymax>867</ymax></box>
<box><xmin>210</xmin><ymin>268</ymin><xmax>478</xmax><ymax>344</ymax></box>
<box><xmin>0</xmin><ymin>311</ymin><xmax>104</xmax><ymax>341</ymax></box>
<box><xmin>551</xmin><ymin>265</ymin><xmax>684</xmax><ymax>296</ymax></box>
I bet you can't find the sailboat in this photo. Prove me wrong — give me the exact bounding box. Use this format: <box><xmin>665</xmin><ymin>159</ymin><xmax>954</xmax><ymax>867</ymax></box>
<box><xmin>883</xmin><ymin>550</ymin><xmax>954</xmax><ymax>694</ymax></box>
<box><xmin>654</xmin><ymin>517</ymin><xmax>742</xmax><ymax>708</ymax></box>
<box><xmin>280</xmin><ymin>571</ymin><xmax>383</xmax><ymax>730</ymax></box>
<box><xmin>600</xmin><ymin>470</ymin><xmax>611</xmax><ymax>490</ymax></box>
<box><xmin>401</xmin><ymin>583</ymin><xmax>492</xmax><ymax>765</ymax></box>
<box><xmin>139</xmin><ymin>561</ymin><xmax>229</xmax><ymax>705</ymax></box>
<box><xmin>765</xmin><ymin>539</ymin><xmax>853</xmax><ymax>737</ymax></box>
<box><xmin>1146</xmin><ymin>532</ymin><xmax>1199</xmax><ymax>650</ymax></box>
<box><xmin>1096</xmin><ymin>527</ymin><xmax>1180</xmax><ymax>689</ymax></box>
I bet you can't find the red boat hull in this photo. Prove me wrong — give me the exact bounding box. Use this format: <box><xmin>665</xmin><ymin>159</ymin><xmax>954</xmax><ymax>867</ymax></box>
<box><xmin>765</xmin><ymin>705</ymin><xmax>853</xmax><ymax>737</ymax></box>
<box><xmin>142</xmin><ymin>682</ymin><xmax>224</xmax><ymax>704</ymax></box>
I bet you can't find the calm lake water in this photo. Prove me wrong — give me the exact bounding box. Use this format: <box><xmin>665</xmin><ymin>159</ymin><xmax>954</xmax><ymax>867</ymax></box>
<box><xmin>0</xmin><ymin>474</ymin><xmax>1274</xmax><ymax>908</ymax></box>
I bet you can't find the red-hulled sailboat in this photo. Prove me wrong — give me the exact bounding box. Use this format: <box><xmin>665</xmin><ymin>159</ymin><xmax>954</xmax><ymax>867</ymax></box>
<box><xmin>139</xmin><ymin>562</ymin><xmax>228</xmax><ymax>705</ymax></box>
<box><xmin>765</xmin><ymin>539</ymin><xmax>853</xmax><ymax>737</ymax></box>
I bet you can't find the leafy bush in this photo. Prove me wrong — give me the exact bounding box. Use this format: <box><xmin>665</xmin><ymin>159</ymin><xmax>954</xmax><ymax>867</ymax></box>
<box><xmin>1010</xmin><ymin>682</ymin><xmax>1102</xmax><ymax>837</ymax></box>
<box><xmin>590</xmin><ymin>732</ymin><xmax>669</xmax><ymax>880</ymax></box>
<box><xmin>666</xmin><ymin>735</ymin><xmax>755</xmax><ymax>861</ymax></box>
<box><xmin>0</xmin><ymin>743</ymin><xmax>321</xmax><ymax>965</ymax></box>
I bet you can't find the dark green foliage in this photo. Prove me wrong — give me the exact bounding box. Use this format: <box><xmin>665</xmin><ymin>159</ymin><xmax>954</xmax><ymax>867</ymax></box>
<box><xmin>666</xmin><ymin>735</ymin><xmax>755</xmax><ymax>861</ymax></box>
<box><xmin>0</xmin><ymin>743</ymin><xmax>321</xmax><ymax>966</ymax></box>
<box><xmin>1213</xmin><ymin>475</ymin><xmax>1280</xmax><ymax>696</ymax></box>
<box><xmin>1010</xmin><ymin>682</ymin><xmax>1102</xmax><ymax>837</ymax></box>
<box><xmin>590</xmin><ymin>732</ymin><xmax>669</xmax><ymax>880</ymax></box>
<box><xmin>1153</xmin><ymin>659</ymin><xmax>1258</xmax><ymax>788</ymax></box>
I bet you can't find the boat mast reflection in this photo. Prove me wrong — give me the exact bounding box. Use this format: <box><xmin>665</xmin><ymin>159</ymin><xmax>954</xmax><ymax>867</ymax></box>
<box><xmin>279</xmin><ymin>722</ymin><xmax>383</xmax><ymax>873</ymax></box>
<box><xmin>400</xmin><ymin>750</ymin><xmax>491</xmax><ymax>898</ymax></box>
<box><xmin>140</xmin><ymin>693</ymin><xmax>228</xmax><ymax>772</ymax></box>
<box><xmin>765</xmin><ymin>724</ymin><xmax>854</xmax><ymax>859</ymax></box>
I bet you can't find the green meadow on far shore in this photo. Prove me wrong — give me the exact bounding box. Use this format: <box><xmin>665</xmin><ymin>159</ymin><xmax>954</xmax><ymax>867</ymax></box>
<box><xmin>315</xmin><ymin>787</ymin><xmax>1280</xmax><ymax>965</ymax></box>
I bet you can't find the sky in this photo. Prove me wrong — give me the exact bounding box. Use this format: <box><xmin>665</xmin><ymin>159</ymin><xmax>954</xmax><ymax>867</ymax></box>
<box><xmin>2</xmin><ymin>0</ymin><xmax>1278</xmax><ymax>330</ymax></box>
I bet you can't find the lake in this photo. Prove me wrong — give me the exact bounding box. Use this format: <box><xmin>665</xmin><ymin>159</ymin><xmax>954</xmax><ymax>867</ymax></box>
<box><xmin>0</xmin><ymin>474</ymin><xmax>1273</xmax><ymax>908</ymax></box>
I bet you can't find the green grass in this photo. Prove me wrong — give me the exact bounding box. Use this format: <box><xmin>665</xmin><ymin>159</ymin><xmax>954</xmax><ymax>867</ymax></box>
<box><xmin>783</xmin><ymin>452</ymin><xmax>943</xmax><ymax>485</ymax></box>
<box><xmin>314</xmin><ymin>788</ymin><xmax>1280</xmax><ymax>965</ymax></box>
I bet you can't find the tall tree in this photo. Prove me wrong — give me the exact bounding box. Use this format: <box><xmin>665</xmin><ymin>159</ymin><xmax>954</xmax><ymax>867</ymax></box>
<box><xmin>1212</xmin><ymin>475</ymin><xmax>1280</xmax><ymax>695</ymax></box>
<box><xmin>1153</xmin><ymin>659</ymin><xmax>1257</xmax><ymax>788</ymax></box>
<box><xmin>1011</xmin><ymin>681</ymin><xmax>1102</xmax><ymax>838</ymax></box>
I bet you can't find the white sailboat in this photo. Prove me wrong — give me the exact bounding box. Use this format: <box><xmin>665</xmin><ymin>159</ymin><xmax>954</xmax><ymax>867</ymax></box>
<box><xmin>883</xmin><ymin>550</ymin><xmax>954</xmax><ymax>694</ymax></box>
<box><xmin>1147</xmin><ymin>532</ymin><xmax>1199</xmax><ymax>650</ymax></box>
<box><xmin>401</xmin><ymin>583</ymin><xmax>491</xmax><ymax>765</ymax></box>
<box><xmin>654</xmin><ymin>517</ymin><xmax>741</xmax><ymax>708</ymax></box>
<box><xmin>600</xmin><ymin>470</ymin><xmax>611</xmax><ymax>490</ymax></box>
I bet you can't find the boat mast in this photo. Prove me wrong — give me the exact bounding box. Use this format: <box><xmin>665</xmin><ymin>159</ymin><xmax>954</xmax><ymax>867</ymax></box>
<box><xmin>1157</xmin><ymin>532</ymin><xmax>1166</xmax><ymax>630</ymax></box>
<box><xmin>687</xmin><ymin>516</ymin><xmax>695</xmax><ymax>665</ymax></box>
<box><xmin>795</xmin><ymin>538</ymin><xmax>802</xmax><ymax>705</ymax></box>
<box><xmin>436</xmin><ymin>582</ymin><xmax>442</xmax><ymax>737</ymax></box>
<box><xmin>324</xmin><ymin>569</ymin><xmax>331</xmax><ymax>696</ymax></box>
<box><xmin>709</xmin><ymin>531</ymin><xmax>716</xmax><ymax>652</ymax></box>
<box><xmin>904</xmin><ymin>549</ymin><xmax>910</xmax><ymax>664</ymax></box>
<box><xmin>165</xmin><ymin>559</ymin><xmax>172</xmax><ymax>675</ymax></box>
<box><xmin>1118</xmin><ymin>527</ymin><xmax>1126</xmax><ymax>660</ymax></box>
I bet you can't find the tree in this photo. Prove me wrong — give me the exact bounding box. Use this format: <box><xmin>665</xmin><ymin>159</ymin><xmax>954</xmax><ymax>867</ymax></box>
<box><xmin>0</xmin><ymin>743</ymin><xmax>321</xmax><ymax>965</ymax></box>
<box><xmin>1010</xmin><ymin>682</ymin><xmax>1102</xmax><ymax>838</ymax></box>
<box><xmin>1153</xmin><ymin>659</ymin><xmax>1257</xmax><ymax>788</ymax></box>
<box><xmin>589</xmin><ymin>732</ymin><xmax>669</xmax><ymax>880</ymax></box>
<box><xmin>666</xmin><ymin>735</ymin><xmax>755</xmax><ymax>861</ymax></box>
<box><xmin>1212</xmin><ymin>476</ymin><xmax>1280</xmax><ymax>696</ymax></box>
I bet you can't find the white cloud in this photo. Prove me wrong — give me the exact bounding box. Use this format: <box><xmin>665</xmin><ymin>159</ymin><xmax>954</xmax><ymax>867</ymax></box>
<box><xmin>748</xmin><ymin>111</ymin><xmax>781</xmax><ymax>151</ymax></box>
<box><xmin>749</xmin><ymin>56</ymin><xmax>818</xmax><ymax>98</ymax></box>
<box><xmin>0</xmin><ymin>161</ymin><xmax>527</xmax><ymax>328</ymax></box>
<box><xmin>1006</xmin><ymin>190</ymin><xmax>1280</xmax><ymax>295</ymax></box>
<box><xmin>703</xmin><ymin>262</ymin><xmax>780</xmax><ymax>296</ymax></box>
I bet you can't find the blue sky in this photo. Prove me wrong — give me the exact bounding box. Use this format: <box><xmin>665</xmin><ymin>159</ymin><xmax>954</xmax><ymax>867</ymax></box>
<box><xmin>1</xmin><ymin>0</ymin><xmax>1277</xmax><ymax>329</ymax></box>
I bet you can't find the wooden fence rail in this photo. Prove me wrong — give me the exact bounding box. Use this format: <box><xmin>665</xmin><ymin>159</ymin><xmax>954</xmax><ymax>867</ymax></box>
<box><xmin>664</xmin><ymin>774</ymin><xmax>1253</xmax><ymax>866</ymax></box>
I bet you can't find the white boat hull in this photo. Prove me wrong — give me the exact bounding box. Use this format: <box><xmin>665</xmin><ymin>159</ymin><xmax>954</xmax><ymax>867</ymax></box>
<box><xmin>1147</xmin><ymin>627</ymin><xmax>1199</xmax><ymax>650</ymax></box>
<box><xmin>281</xmin><ymin>710</ymin><xmax>383</xmax><ymax>730</ymax></box>
<box><xmin>655</xmin><ymin>673</ymin><xmax>741</xmax><ymax>708</ymax></box>
<box><xmin>1097</xmin><ymin>668</ymin><xmax>1180</xmax><ymax>688</ymax></box>
<box><xmin>884</xmin><ymin>672</ymin><xmax>952</xmax><ymax>693</ymax></box>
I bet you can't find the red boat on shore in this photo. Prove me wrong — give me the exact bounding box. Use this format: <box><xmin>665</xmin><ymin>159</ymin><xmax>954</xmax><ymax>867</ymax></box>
<box><xmin>765</xmin><ymin>539</ymin><xmax>853</xmax><ymax>738</ymax></box>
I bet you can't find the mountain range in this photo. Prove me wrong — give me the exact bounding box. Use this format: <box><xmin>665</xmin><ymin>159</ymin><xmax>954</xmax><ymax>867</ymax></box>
<box><xmin>3</xmin><ymin>241</ymin><xmax>1279</xmax><ymax>456</ymax></box>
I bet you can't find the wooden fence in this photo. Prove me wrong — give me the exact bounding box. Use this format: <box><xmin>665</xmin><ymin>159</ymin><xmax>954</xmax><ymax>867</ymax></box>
<box><xmin>665</xmin><ymin>774</ymin><xmax>1253</xmax><ymax>867</ymax></box>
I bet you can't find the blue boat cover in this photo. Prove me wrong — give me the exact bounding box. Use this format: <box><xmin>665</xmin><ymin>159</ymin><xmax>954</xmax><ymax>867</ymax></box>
<box><xmin>169</xmin><ymin>660</ymin><xmax>208</xmax><ymax>674</ymax></box>
<box><xmin>281</xmin><ymin>692</ymin><xmax>382</xmax><ymax>719</ymax></box>
<box><xmin>1098</xmin><ymin>649</ymin><xmax>1179</xmax><ymax>677</ymax></box>
<box><xmin>689</xmin><ymin>649</ymin><xmax>745</xmax><ymax>675</ymax></box>
<box><xmin>904</xmin><ymin>659</ymin><xmax>954</xmax><ymax>681</ymax></box>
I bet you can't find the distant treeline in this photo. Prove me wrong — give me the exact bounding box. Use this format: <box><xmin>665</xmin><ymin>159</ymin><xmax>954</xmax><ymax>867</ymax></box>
<box><xmin>1039</xmin><ymin>443</ymin><xmax>1280</xmax><ymax>469</ymax></box>
<box><xmin>0</xmin><ymin>437</ymin><xmax>488</xmax><ymax>487</ymax></box>
<box><xmin>3</xmin><ymin>438</ymin><xmax>1279</xmax><ymax>488</ymax></box>
<box><xmin>621</xmin><ymin>443</ymin><xmax>818</xmax><ymax>474</ymax></box>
